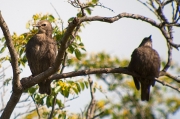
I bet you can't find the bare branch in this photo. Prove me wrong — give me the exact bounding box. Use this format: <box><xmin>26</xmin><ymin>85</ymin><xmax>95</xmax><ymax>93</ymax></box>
<box><xmin>76</xmin><ymin>0</ymin><xmax>86</xmax><ymax>16</ymax></box>
<box><xmin>0</xmin><ymin>11</ymin><xmax>21</xmax><ymax>90</ymax></box>
<box><xmin>156</xmin><ymin>78</ymin><xmax>180</xmax><ymax>92</ymax></box>
<box><xmin>86</xmin><ymin>76</ymin><xmax>96</xmax><ymax>119</ymax></box>
<box><xmin>160</xmin><ymin>71</ymin><xmax>180</xmax><ymax>83</ymax></box>
<box><xmin>51</xmin><ymin>67</ymin><xmax>180</xmax><ymax>93</ymax></box>
<box><xmin>49</xmin><ymin>52</ymin><xmax>67</xmax><ymax>119</ymax></box>
<box><xmin>92</xmin><ymin>112</ymin><xmax>104</xmax><ymax>119</ymax></box>
<box><xmin>68</xmin><ymin>0</ymin><xmax>114</xmax><ymax>12</ymax></box>
<box><xmin>0</xmin><ymin>11</ymin><xmax>23</xmax><ymax>119</ymax></box>
<box><xmin>50</xmin><ymin>3</ymin><xmax>64</xmax><ymax>31</ymax></box>
<box><xmin>163</xmin><ymin>0</ymin><xmax>174</xmax><ymax>6</ymax></box>
<box><xmin>137</xmin><ymin>0</ymin><xmax>156</xmax><ymax>14</ymax></box>
<box><xmin>79</xmin><ymin>13</ymin><xmax>160</xmax><ymax>27</ymax></box>
<box><xmin>31</xmin><ymin>95</ymin><xmax>40</xmax><ymax>119</ymax></box>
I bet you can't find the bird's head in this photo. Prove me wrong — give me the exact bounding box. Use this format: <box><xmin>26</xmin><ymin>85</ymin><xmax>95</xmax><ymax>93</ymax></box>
<box><xmin>33</xmin><ymin>20</ymin><xmax>53</xmax><ymax>36</ymax></box>
<box><xmin>138</xmin><ymin>35</ymin><xmax>152</xmax><ymax>47</ymax></box>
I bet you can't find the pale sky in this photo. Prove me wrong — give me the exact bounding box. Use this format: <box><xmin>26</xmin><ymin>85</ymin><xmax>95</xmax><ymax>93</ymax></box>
<box><xmin>0</xmin><ymin>0</ymin><xmax>180</xmax><ymax>118</ymax></box>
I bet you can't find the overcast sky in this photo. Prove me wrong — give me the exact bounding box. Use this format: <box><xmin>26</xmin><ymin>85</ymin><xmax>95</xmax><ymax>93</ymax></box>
<box><xmin>0</xmin><ymin>0</ymin><xmax>180</xmax><ymax>118</ymax></box>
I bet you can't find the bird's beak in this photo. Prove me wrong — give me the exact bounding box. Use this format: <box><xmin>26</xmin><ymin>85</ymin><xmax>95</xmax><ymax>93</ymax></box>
<box><xmin>32</xmin><ymin>24</ymin><xmax>40</xmax><ymax>27</ymax></box>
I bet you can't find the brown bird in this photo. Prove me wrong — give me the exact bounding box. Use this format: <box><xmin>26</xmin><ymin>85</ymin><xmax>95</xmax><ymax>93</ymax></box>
<box><xmin>26</xmin><ymin>20</ymin><xmax>57</xmax><ymax>95</ymax></box>
<box><xmin>128</xmin><ymin>35</ymin><xmax>160</xmax><ymax>101</ymax></box>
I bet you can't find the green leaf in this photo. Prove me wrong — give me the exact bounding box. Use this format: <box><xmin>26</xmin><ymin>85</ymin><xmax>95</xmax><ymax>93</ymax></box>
<box><xmin>1</xmin><ymin>37</ymin><xmax>5</xmax><ymax>42</ymax></box>
<box><xmin>68</xmin><ymin>45</ymin><xmax>74</xmax><ymax>54</ymax></box>
<box><xmin>19</xmin><ymin>48</ymin><xmax>24</xmax><ymax>57</ymax></box>
<box><xmin>34</xmin><ymin>94</ymin><xmax>40</xmax><ymax>101</ymax></box>
<box><xmin>78</xmin><ymin>43</ymin><xmax>84</xmax><ymax>46</ymax></box>
<box><xmin>0</xmin><ymin>46</ymin><xmax>6</xmax><ymax>53</ymax></box>
<box><xmin>54</xmin><ymin>86</ymin><xmax>61</xmax><ymax>94</ymax></box>
<box><xmin>80</xmin><ymin>82</ymin><xmax>85</xmax><ymax>90</ymax></box>
<box><xmin>56</xmin><ymin>99</ymin><xmax>63</xmax><ymax>108</ymax></box>
<box><xmin>81</xmin><ymin>47</ymin><xmax>86</xmax><ymax>51</ymax></box>
<box><xmin>77</xmin><ymin>12</ymin><xmax>82</xmax><ymax>17</ymax></box>
<box><xmin>68</xmin><ymin>17</ymin><xmax>74</xmax><ymax>23</ymax></box>
<box><xmin>76</xmin><ymin>35</ymin><xmax>81</xmax><ymax>41</ymax></box>
<box><xmin>93</xmin><ymin>87</ymin><xmax>96</xmax><ymax>93</ymax></box>
<box><xmin>46</xmin><ymin>96</ymin><xmax>53</xmax><ymax>107</ymax></box>
<box><xmin>64</xmin><ymin>87</ymin><xmax>70</xmax><ymax>98</ymax></box>
<box><xmin>59</xmin><ymin>112</ymin><xmax>66</xmax><ymax>119</ymax></box>
<box><xmin>84</xmin><ymin>81</ymin><xmax>89</xmax><ymax>88</ymax></box>
<box><xmin>39</xmin><ymin>97</ymin><xmax>44</xmax><ymax>105</ymax></box>
<box><xmin>72</xmin><ymin>87</ymin><xmax>79</xmax><ymax>95</ymax></box>
<box><xmin>92</xmin><ymin>0</ymin><xmax>98</xmax><ymax>3</ymax></box>
<box><xmin>28</xmin><ymin>87</ymin><xmax>37</xmax><ymax>95</ymax></box>
<box><xmin>75</xmin><ymin>49</ymin><xmax>82</xmax><ymax>60</ymax></box>
<box><xmin>85</xmin><ymin>8</ymin><xmax>92</xmax><ymax>15</ymax></box>
<box><xmin>67</xmin><ymin>80</ymin><xmax>74</xmax><ymax>84</ymax></box>
<box><xmin>48</xmin><ymin>15</ymin><xmax>55</xmax><ymax>22</ymax></box>
<box><xmin>76</xmin><ymin>83</ymin><xmax>81</xmax><ymax>92</ymax></box>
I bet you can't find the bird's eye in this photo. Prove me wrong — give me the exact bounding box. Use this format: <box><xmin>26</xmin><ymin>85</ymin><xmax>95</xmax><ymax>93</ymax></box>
<box><xmin>42</xmin><ymin>24</ymin><xmax>46</xmax><ymax>26</ymax></box>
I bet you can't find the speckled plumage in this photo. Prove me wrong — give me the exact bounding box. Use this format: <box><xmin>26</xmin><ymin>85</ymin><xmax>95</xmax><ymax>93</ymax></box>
<box><xmin>128</xmin><ymin>35</ymin><xmax>160</xmax><ymax>101</ymax></box>
<box><xmin>26</xmin><ymin>20</ymin><xmax>57</xmax><ymax>95</ymax></box>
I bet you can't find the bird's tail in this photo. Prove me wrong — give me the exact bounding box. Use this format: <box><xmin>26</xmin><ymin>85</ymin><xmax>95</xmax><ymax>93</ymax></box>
<box><xmin>133</xmin><ymin>77</ymin><xmax>140</xmax><ymax>90</ymax></box>
<box><xmin>141</xmin><ymin>81</ymin><xmax>150</xmax><ymax>101</ymax></box>
<box><xmin>38</xmin><ymin>79</ymin><xmax>51</xmax><ymax>95</ymax></box>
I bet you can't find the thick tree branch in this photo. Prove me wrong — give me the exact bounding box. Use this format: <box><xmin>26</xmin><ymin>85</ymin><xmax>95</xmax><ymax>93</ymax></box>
<box><xmin>50</xmin><ymin>67</ymin><xmax>131</xmax><ymax>80</ymax></box>
<box><xmin>0</xmin><ymin>11</ymin><xmax>22</xmax><ymax>119</ymax></box>
<box><xmin>0</xmin><ymin>11</ymin><xmax>21</xmax><ymax>90</ymax></box>
<box><xmin>49</xmin><ymin>67</ymin><xmax>180</xmax><ymax>92</ymax></box>
<box><xmin>79</xmin><ymin>13</ymin><xmax>160</xmax><ymax>27</ymax></box>
<box><xmin>0</xmin><ymin>93</ymin><xmax>22</xmax><ymax>119</ymax></box>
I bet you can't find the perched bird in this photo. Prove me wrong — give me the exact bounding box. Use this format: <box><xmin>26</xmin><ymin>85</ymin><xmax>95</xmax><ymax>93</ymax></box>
<box><xmin>26</xmin><ymin>20</ymin><xmax>57</xmax><ymax>95</ymax></box>
<box><xmin>128</xmin><ymin>35</ymin><xmax>160</xmax><ymax>101</ymax></box>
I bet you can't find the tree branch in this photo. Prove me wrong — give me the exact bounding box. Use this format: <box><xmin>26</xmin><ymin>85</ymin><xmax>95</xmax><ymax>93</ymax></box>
<box><xmin>49</xmin><ymin>52</ymin><xmax>67</xmax><ymax>119</ymax></box>
<box><xmin>0</xmin><ymin>11</ymin><xmax>22</xmax><ymax>119</ymax></box>
<box><xmin>31</xmin><ymin>95</ymin><xmax>40</xmax><ymax>119</ymax></box>
<box><xmin>0</xmin><ymin>11</ymin><xmax>21</xmax><ymax>90</ymax></box>
<box><xmin>49</xmin><ymin>67</ymin><xmax>180</xmax><ymax>92</ymax></box>
<box><xmin>155</xmin><ymin>78</ymin><xmax>180</xmax><ymax>92</ymax></box>
<box><xmin>86</xmin><ymin>77</ymin><xmax>96</xmax><ymax>119</ymax></box>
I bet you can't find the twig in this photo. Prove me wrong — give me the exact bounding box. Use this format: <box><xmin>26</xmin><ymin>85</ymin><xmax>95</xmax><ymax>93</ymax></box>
<box><xmin>76</xmin><ymin>0</ymin><xmax>86</xmax><ymax>16</ymax></box>
<box><xmin>155</xmin><ymin>78</ymin><xmax>180</xmax><ymax>92</ymax></box>
<box><xmin>31</xmin><ymin>95</ymin><xmax>40</xmax><ymax>119</ymax></box>
<box><xmin>18</xmin><ymin>95</ymin><xmax>31</xmax><ymax>103</ymax></box>
<box><xmin>50</xmin><ymin>3</ymin><xmax>64</xmax><ymax>31</ymax></box>
<box><xmin>86</xmin><ymin>76</ymin><xmax>96</xmax><ymax>119</ymax></box>
<box><xmin>163</xmin><ymin>0</ymin><xmax>174</xmax><ymax>6</ymax></box>
<box><xmin>68</xmin><ymin>0</ymin><xmax>114</xmax><ymax>12</ymax></box>
<box><xmin>49</xmin><ymin>52</ymin><xmax>67</xmax><ymax>119</ymax></box>
<box><xmin>160</xmin><ymin>71</ymin><xmax>180</xmax><ymax>83</ymax></box>
<box><xmin>65</xmin><ymin>96</ymin><xmax>79</xmax><ymax>102</ymax></box>
<box><xmin>137</xmin><ymin>0</ymin><xmax>156</xmax><ymax>14</ymax></box>
<box><xmin>92</xmin><ymin>112</ymin><xmax>104</xmax><ymax>119</ymax></box>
